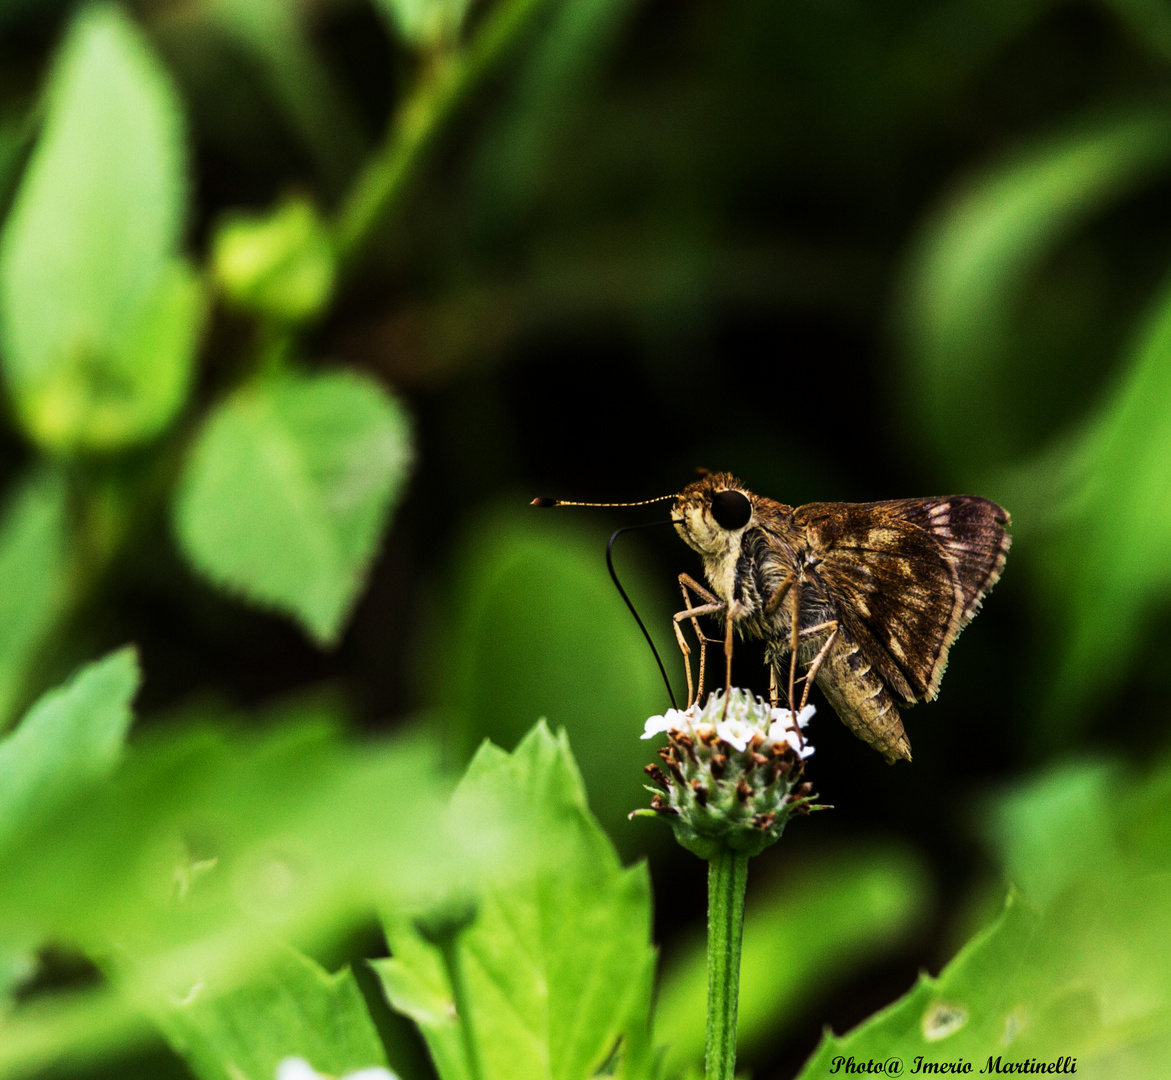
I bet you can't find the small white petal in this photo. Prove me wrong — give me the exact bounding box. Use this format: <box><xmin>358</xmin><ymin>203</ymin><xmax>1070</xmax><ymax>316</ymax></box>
<box><xmin>277</xmin><ymin>1060</ymin><xmax>324</xmax><ymax>1080</ymax></box>
<box><xmin>766</xmin><ymin>720</ymin><xmax>790</xmax><ymax>742</ymax></box>
<box><xmin>343</xmin><ymin>1069</ymin><xmax>400</xmax><ymax>1080</ymax></box>
<box><xmin>715</xmin><ymin>719</ymin><xmax>752</xmax><ymax>752</ymax></box>
<box><xmin>641</xmin><ymin>715</ymin><xmax>672</xmax><ymax>740</ymax></box>
<box><xmin>796</xmin><ymin>705</ymin><xmax>816</xmax><ymax>729</ymax></box>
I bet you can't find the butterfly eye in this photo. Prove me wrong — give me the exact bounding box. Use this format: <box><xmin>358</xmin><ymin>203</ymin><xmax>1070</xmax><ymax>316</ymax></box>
<box><xmin>710</xmin><ymin>489</ymin><xmax>752</xmax><ymax>530</ymax></box>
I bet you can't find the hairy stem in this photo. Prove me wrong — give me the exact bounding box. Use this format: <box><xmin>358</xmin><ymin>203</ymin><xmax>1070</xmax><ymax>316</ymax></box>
<box><xmin>706</xmin><ymin>848</ymin><xmax>750</xmax><ymax>1080</ymax></box>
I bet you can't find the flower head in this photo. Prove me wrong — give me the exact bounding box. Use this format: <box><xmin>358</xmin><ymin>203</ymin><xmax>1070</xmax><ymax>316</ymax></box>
<box><xmin>634</xmin><ymin>688</ymin><xmax>826</xmax><ymax>858</ymax></box>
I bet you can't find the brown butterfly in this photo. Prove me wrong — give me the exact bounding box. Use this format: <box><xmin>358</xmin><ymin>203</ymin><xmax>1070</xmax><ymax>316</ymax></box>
<box><xmin>536</xmin><ymin>473</ymin><xmax>1011</xmax><ymax>763</ymax></box>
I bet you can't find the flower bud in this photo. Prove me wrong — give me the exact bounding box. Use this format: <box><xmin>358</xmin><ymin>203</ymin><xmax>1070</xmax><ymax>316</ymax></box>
<box><xmin>213</xmin><ymin>197</ymin><xmax>335</xmax><ymax>324</ymax></box>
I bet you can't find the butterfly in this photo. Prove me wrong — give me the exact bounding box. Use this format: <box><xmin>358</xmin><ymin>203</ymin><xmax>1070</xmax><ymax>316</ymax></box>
<box><xmin>667</xmin><ymin>472</ymin><xmax>1011</xmax><ymax>762</ymax></box>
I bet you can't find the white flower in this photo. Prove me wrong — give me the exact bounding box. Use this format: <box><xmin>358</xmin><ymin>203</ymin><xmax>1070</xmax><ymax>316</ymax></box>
<box><xmin>276</xmin><ymin>1058</ymin><xmax>399</xmax><ymax>1080</ymax></box>
<box><xmin>778</xmin><ymin>727</ymin><xmax>815</xmax><ymax>759</ymax></box>
<box><xmin>768</xmin><ymin>704</ymin><xmax>815</xmax><ymax>730</ymax></box>
<box><xmin>715</xmin><ymin>718</ymin><xmax>755</xmax><ymax>752</ymax></box>
<box><xmin>641</xmin><ymin>714</ymin><xmax>673</xmax><ymax>740</ymax></box>
<box><xmin>641</xmin><ymin>707</ymin><xmax>691</xmax><ymax>739</ymax></box>
<box><xmin>767</xmin><ymin>704</ymin><xmax>816</xmax><ymax>758</ymax></box>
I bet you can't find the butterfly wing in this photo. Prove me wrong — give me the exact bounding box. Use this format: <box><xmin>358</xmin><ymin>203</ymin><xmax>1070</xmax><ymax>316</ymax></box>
<box><xmin>795</xmin><ymin>497</ymin><xmax>1011</xmax><ymax>705</ymax></box>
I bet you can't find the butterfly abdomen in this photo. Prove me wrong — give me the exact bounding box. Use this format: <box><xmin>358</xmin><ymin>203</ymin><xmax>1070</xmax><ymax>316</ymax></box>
<box><xmin>815</xmin><ymin>630</ymin><xmax>912</xmax><ymax>763</ymax></box>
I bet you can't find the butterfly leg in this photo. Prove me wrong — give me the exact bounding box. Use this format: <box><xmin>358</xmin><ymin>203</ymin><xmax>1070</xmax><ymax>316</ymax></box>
<box><xmin>798</xmin><ymin>622</ymin><xmax>839</xmax><ymax>711</ymax></box>
<box><xmin>679</xmin><ymin>573</ymin><xmax>736</xmax><ymax>697</ymax></box>
<box><xmin>764</xmin><ymin>572</ymin><xmax>796</xmax><ymax>616</ymax></box>
<box><xmin>675</xmin><ymin>574</ymin><xmax>725</xmax><ymax>707</ymax></box>
<box><xmin>787</xmin><ymin>579</ymin><xmax>803</xmax><ymax>717</ymax></box>
<box><xmin>724</xmin><ymin>609</ymin><xmax>734</xmax><ymax>693</ymax></box>
<box><xmin>671</xmin><ymin>613</ymin><xmax>694</xmax><ymax>708</ymax></box>
<box><xmin>679</xmin><ymin>571</ymin><xmax>721</xmax><ymax>698</ymax></box>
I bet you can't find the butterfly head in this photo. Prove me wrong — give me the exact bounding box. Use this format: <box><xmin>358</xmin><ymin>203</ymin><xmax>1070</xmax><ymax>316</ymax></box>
<box><xmin>672</xmin><ymin>473</ymin><xmax>755</xmax><ymax>556</ymax></box>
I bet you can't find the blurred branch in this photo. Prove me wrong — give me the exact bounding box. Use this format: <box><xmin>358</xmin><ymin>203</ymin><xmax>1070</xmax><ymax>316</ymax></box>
<box><xmin>332</xmin><ymin>0</ymin><xmax>551</xmax><ymax>268</ymax></box>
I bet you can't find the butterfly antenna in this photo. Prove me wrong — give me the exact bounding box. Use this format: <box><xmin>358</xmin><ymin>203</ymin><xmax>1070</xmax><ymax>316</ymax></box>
<box><xmin>607</xmin><ymin>523</ymin><xmax>678</xmax><ymax>710</ymax></box>
<box><xmin>531</xmin><ymin>493</ymin><xmax>677</xmax><ymax>509</ymax></box>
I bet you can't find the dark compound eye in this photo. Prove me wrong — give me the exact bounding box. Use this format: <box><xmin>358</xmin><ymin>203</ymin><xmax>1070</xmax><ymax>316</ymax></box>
<box><xmin>710</xmin><ymin>489</ymin><xmax>752</xmax><ymax>530</ymax></box>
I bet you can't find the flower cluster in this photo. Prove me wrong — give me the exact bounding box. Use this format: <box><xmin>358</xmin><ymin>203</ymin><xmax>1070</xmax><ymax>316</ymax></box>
<box><xmin>634</xmin><ymin>688</ymin><xmax>825</xmax><ymax>858</ymax></box>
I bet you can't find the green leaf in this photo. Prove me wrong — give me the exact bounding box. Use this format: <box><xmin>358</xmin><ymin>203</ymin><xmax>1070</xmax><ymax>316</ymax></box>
<box><xmin>374</xmin><ymin>0</ymin><xmax>475</xmax><ymax>47</ymax></box>
<box><xmin>1005</xmin><ymin>268</ymin><xmax>1171</xmax><ymax>728</ymax></box>
<box><xmin>173</xmin><ymin>369</ymin><xmax>414</xmax><ymax>646</ymax></box>
<box><xmin>797</xmin><ymin>890</ymin><xmax>1043</xmax><ymax>1080</ymax></box>
<box><xmin>796</xmin><ymin>755</ymin><xmax>1171</xmax><ymax>1078</ymax></box>
<box><xmin>469</xmin><ymin>0</ymin><xmax>634</xmax><ymax>241</ymax></box>
<box><xmin>897</xmin><ymin>108</ymin><xmax>1171</xmax><ymax>734</ymax></box>
<box><xmin>0</xmin><ymin>709</ymin><xmax>473</xmax><ymax>1077</ymax></box>
<box><xmin>161</xmin><ymin>946</ymin><xmax>390</xmax><ymax>1080</ymax></box>
<box><xmin>374</xmin><ymin>722</ymin><xmax>656</xmax><ymax>1080</ymax></box>
<box><xmin>0</xmin><ymin>648</ymin><xmax>137</xmax><ymax>1012</ymax></box>
<box><xmin>653</xmin><ymin>846</ymin><xmax>933</xmax><ymax>1076</ymax></box>
<box><xmin>0</xmin><ymin>4</ymin><xmax>202</xmax><ymax>453</ymax></box>
<box><xmin>978</xmin><ymin>761</ymin><xmax>1119</xmax><ymax>907</ymax></box>
<box><xmin>0</xmin><ymin>648</ymin><xmax>138</xmax><ymax>857</ymax></box>
<box><xmin>898</xmin><ymin>108</ymin><xmax>1171</xmax><ymax>477</ymax></box>
<box><xmin>427</xmin><ymin>505</ymin><xmax>673</xmax><ymax>846</ymax></box>
<box><xmin>0</xmin><ymin>467</ymin><xmax>70</xmax><ymax>728</ymax></box>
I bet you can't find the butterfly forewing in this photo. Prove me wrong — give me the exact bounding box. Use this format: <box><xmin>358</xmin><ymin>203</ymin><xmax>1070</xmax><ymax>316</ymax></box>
<box><xmin>798</xmin><ymin>497</ymin><xmax>1011</xmax><ymax>704</ymax></box>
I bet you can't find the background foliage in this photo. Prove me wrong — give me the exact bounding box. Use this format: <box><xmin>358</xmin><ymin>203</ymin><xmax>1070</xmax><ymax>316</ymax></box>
<box><xmin>1</xmin><ymin>0</ymin><xmax>1171</xmax><ymax>1077</ymax></box>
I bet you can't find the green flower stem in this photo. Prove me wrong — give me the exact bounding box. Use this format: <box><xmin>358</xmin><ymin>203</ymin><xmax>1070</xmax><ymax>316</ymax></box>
<box><xmin>436</xmin><ymin>933</ymin><xmax>484</xmax><ymax>1080</ymax></box>
<box><xmin>332</xmin><ymin>0</ymin><xmax>549</xmax><ymax>269</ymax></box>
<box><xmin>705</xmin><ymin>847</ymin><xmax>750</xmax><ymax>1080</ymax></box>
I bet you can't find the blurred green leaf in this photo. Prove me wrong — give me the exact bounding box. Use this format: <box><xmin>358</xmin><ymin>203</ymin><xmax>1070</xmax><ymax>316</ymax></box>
<box><xmin>374</xmin><ymin>721</ymin><xmax>657</xmax><ymax>1080</ymax></box>
<box><xmin>0</xmin><ymin>113</ymin><xmax>33</xmax><ymax>220</ymax></box>
<box><xmin>0</xmin><ymin>468</ymin><xmax>70</xmax><ymax>728</ymax></box>
<box><xmin>899</xmin><ymin>108</ymin><xmax>1171</xmax><ymax>477</ymax></box>
<box><xmin>654</xmin><ymin>845</ymin><xmax>933</xmax><ymax>1077</ymax></box>
<box><xmin>0</xmin><ymin>648</ymin><xmax>137</xmax><ymax>1018</ymax></box>
<box><xmin>0</xmin><ymin>981</ymin><xmax>156</xmax><ymax>1079</ymax></box>
<box><xmin>161</xmin><ymin>945</ymin><xmax>390</xmax><ymax>1080</ymax></box>
<box><xmin>0</xmin><ymin>648</ymin><xmax>137</xmax><ymax>857</ymax></box>
<box><xmin>1006</xmin><ymin>267</ymin><xmax>1171</xmax><ymax>727</ymax></box>
<box><xmin>468</xmin><ymin>0</ymin><xmax>634</xmax><ymax>240</ymax></box>
<box><xmin>428</xmin><ymin>505</ymin><xmax>672</xmax><ymax>844</ymax></box>
<box><xmin>212</xmin><ymin>197</ymin><xmax>335</xmax><ymax>324</ymax></box>
<box><xmin>1104</xmin><ymin>0</ymin><xmax>1171</xmax><ymax>66</ymax></box>
<box><xmin>797</xmin><ymin>755</ymin><xmax>1171</xmax><ymax>1078</ymax></box>
<box><xmin>0</xmin><ymin>709</ymin><xmax>470</xmax><ymax>1078</ymax></box>
<box><xmin>978</xmin><ymin>760</ymin><xmax>1119</xmax><ymax>907</ymax></box>
<box><xmin>374</xmin><ymin>0</ymin><xmax>474</xmax><ymax>48</ymax></box>
<box><xmin>0</xmin><ymin>4</ymin><xmax>202</xmax><ymax>454</ymax></box>
<box><xmin>174</xmin><ymin>369</ymin><xmax>413</xmax><ymax>646</ymax></box>
<box><xmin>206</xmin><ymin>0</ymin><xmax>363</xmax><ymax>193</ymax></box>
<box><xmin>898</xmin><ymin>107</ymin><xmax>1171</xmax><ymax>733</ymax></box>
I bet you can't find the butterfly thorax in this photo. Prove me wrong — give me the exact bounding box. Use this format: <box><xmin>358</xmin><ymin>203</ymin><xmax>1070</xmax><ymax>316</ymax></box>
<box><xmin>673</xmin><ymin>475</ymin><xmax>826</xmax><ymax>645</ymax></box>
